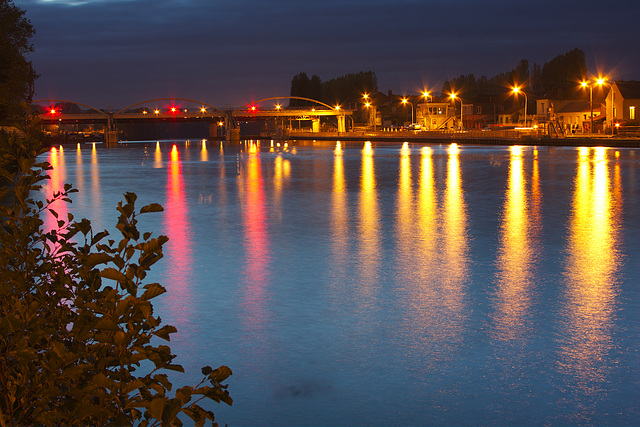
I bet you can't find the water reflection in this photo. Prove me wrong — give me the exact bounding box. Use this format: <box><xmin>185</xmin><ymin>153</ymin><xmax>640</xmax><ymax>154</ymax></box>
<box><xmin>493</xmin><ymin>146</ymin><xmax>535</xmax><ymax>341</ymax></box>
<box><xmin>239</xmin><ymin>146</ymin><xmax>271</xmax><ymax>339</ymax></box>
<box><xmin>439</xmin><ymin>143</ymin><xmax>469</xmax><ymax>339</ymax></box>
<box><xmin>358</xmin><ymin>141</ymin><xmax>380</xmax><ymax>292</ymax></box>
<box><xmin>154</xmin><ymin>141</ymin><xmax>162</xmax><ymax>168</ymax></box>
<box><xmin>561</xmin><ymin>147</ymin><xmax>621</xmax><ymax>391</ymax></box>
<box><xmin>43</xmin><ymin>146</ymin><xmax>67</xmax><ymax>235</ymax></box>
<box><xmin>331</xmin><ymin>142</ymin><xmax>349</xmax><ymax>273</ymax></box>
<box><xmin>201</xmin><ymin>139</ymin><xmax>208</xmax><ymax>162</ymax></box>
<box><xmin>163</xmin><ymin>145</ymin><xmax>193</xmax><ymax>318</ymax></box>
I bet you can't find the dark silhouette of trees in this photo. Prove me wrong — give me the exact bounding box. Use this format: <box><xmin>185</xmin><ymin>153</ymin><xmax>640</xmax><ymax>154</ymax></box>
<box><xmin>539</xmin><ymin>48</ymin><xmax>587</xmax><ymax>95</ymax></box>
<box><xmin>0</xmin><ymin>0</ymin><xmax>38</xmax><ymax>123</ymax></box>
<box><xmin>288</xmin><ymin>71</ymin><xmax>377</xmax><ymax>107</ymax></box>
<box><xmin>440</xmin><ymin>49</ymin><xmax>587</xmax><ymax>99</ymax></box>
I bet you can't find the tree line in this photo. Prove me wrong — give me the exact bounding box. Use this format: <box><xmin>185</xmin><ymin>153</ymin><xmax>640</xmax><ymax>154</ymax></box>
<box><xmin>288</xmin><ymin>48</ymin><xmax>588</xmax><ymax>105</ymax></box>
<box><xmin>288</xmin><ymin>71</ymin><xmax>377</xmax><ymax>107</ymax></box>
<box><xmin>441</xmin><ymin>48</ymin><xmax>588</xmax><ymax>98</ymax></box>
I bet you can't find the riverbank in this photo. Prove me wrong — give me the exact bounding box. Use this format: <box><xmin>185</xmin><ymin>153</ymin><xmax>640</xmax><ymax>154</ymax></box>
<box><xmin>286</xmin><ymin>130</ymin><xmax>640</xmax><ymax>148</ymax></box>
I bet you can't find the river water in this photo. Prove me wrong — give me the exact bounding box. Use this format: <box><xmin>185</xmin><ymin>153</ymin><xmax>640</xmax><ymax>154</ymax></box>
<box><xmin>41</xmin><ymin>139</ymin><xmax>639</xmax><ymax>426</ymax></box>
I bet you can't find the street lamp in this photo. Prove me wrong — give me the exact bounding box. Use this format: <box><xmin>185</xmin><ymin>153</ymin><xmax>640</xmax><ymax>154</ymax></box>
<box><xmin>512</xmin><ymin>86</ymin><xmax>528</xmax><ymax>127</ymax></box>
<box><xmin>401</xmin><ymin>97</ymin><xmax>414</xmax><ymax>124</ymax></box>
<box><xmin>449</xmin><ymin>93</ymin><xmax>463</xmax><ymax>129</ymax></box>
<box><xmin>581</xmin><ymin>77</ymin><xmax>607</xmax><ymax>134</ymax></box>
<box><xmin>363</xmin><ymin>94</ymin><xmax>376</xmax><ymax>131</ymax></box>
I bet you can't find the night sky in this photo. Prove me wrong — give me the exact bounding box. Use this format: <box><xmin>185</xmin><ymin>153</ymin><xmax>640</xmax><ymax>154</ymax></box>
<box><xmin>17</xmin><ymin>0</ymin><xmax>640</xmax><ymax>109</ymax></box>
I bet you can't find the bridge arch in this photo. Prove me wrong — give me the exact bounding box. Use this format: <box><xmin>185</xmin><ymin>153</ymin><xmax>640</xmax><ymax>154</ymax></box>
<box><xmin>236</xmin><ymin>96</ymin><xmax>341</xmax><ymax>113</ymax></box>
<box><xmin>32</xmin><ymin>99</ymin><xmax>109</xmax><ymax>116</ymax></box>
<box><xmin>115</xmin><ymin>98</ymin><xmax>226</xmax><ymax>116</ymax></box>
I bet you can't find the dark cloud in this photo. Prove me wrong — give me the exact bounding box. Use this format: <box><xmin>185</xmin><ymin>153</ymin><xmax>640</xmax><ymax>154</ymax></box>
<box><xmin>17</xmin><ymin>0</ymin><xmax>640</xmax><ymax>108</ymax></box>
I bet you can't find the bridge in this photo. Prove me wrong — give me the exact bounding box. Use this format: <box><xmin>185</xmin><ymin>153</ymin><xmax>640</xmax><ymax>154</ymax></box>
<box><xmin>33</xmin><ymin>96</ymin><xmax>354</xmax><ymax>145</ymax></box>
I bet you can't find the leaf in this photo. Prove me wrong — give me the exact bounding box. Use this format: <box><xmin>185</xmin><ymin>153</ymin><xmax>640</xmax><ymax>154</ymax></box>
<box><xmin>140</xmin><ymin>203</ymin><xmax>164</xmax><ymax>214</ymax></box>
<box><xmin>141</xmin><ymin>283</ymin><xmax>166</xmax><ymax>301</ymax></box>
<box><xmin>153</xmin><ymin>325</ymin><xmax>177</xmax><ymax>341</ymax></box>
<box><xmin>86</xmin><ymin>252</ymin><xmax>112</xmax><ymax>270</ymax></box>
<box><xmin>148</xmin><ymin>396</ymin><xmax>166</xmax><ymax>421</ymax></box>
<box><xmin>100</xmin><ymin>267</ymin><xmax>127</xmax><ymax>283</ymax></box>
<box><xmin>209</xmin><ymin>366</ymin><xmax>233</xmax><ymax>382</ymax></box>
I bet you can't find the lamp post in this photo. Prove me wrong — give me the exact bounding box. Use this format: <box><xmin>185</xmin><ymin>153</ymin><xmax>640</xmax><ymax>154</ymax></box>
<box><xmin>364</xmin><ymin>93</ymin><xmax>376</xmax><ymax>131</ymax></box>
<box><xmin>401</xmin><ymin>97</ymin><xmax>414</xmax><ymax>125</ymax></box>
<box><xmin>512</xmin><ymin>86</ymin><xmax>528</xmax><ymax>127</ymax></box>
<box><xmin>581</xmin><ymin>77</ymin><xmax>606</xmax><ymax>134</ymax></box>
<box><xmin>449</xmin><ymin>93</ymin><xmax>463</xmax><ymax>129</ymax></box>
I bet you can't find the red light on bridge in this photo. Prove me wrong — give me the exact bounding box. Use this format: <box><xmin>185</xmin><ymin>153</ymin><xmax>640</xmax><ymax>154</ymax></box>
<box><xmin>49</xmin><ymin>108</ymin><xmax>57</xmax><ymax>115</ymax></box>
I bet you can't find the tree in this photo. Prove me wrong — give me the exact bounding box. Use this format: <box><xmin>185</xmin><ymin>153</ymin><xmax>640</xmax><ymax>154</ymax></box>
<box><xmin>288</xmin><ymin>71</ymin><xmax>378</xmax><ymax>107</ymax></box>
<box><xmin>0</xmin><ymin>0</ymin><xmax>38</xmax><ymax>123</ymax></box>
<box><xmin>540</xmin><ymin>48</ymin><xmax>587</xmax><ymax>94</ymax></box>
<box><xmin>321</xmin><ymin>71</ymin><xmax>377</xmax><ymax>105</ymax></box>
<box><xmin>0</xmin><ymin>127</ymin><xmax>232</xmax><ymax>426</ymax></box>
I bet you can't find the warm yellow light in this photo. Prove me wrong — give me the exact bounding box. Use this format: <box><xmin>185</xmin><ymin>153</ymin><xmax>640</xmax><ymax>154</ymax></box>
<box><xmin>363</xmin><ymin>94</ymin><xmax>369</xmax><ymax>100</ymax></box>
<box><xmin>154</xmin><ymin>109</ymin><xmax>160</xmax><ymax>114</ymax></box>
<box><xmin>423</xmin><ymin>91</ymin><xmax>430</xmax><ymax>98</ymax></box>
<box><xmin>401</xmin><ymin>98</ymin><xmax>408</xmax><ymax>104</ymax></box>
<box><xmin>201</xmin><ymin>107</ymin><xmax>206</xmax><ymax>113</ymax></box>
<box><xmin>581</xmin><ymin>81</ymin><xmax>588</xmax><ymax>88</ymax></box>
<box><xmin>365</xmin><ymin>102</ymin><xmax>371</xmax><ymax>108</ymax></box>
<box><xmin>276</xmin><ymin>104</ymin><xmax>281</xmax><ymax>110</ymax></box>
<box><xmin>512</xmin><ymin>86</ymin><xmax>522</xmax><ymax>94</ymax></box>
<box><xmin>143</xmin><ymin>110</ymin><xmax>148</xmax><ymax>114</ymax></box>
<box><xmin>615</xmin><ymin>123</ymin><xmax>620</xmax><ymax>127</ymax></box>
<box><xmin>449</xmin><ymin>93</ymin><xmax>457</xmax><ymax>100</ymax></box>
<box><xmin>597</xmin><ymin>77</ymin><xmax>606</xmax><ymax>86</ymax></box>
<box><xmin>171</xmin><ymin>107</ymin><xmax>177</xmax><ymax>112</ymax></box>
<box><xmin>335</xmin><ymin>105</ymin><xmax>341</xmax><ymax>110</ymax></box>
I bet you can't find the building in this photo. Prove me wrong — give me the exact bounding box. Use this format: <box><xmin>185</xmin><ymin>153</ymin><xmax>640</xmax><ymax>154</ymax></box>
<box><xmin>415</xmin><ymin>101</ymin><xmax>456</xmax><ymax>129</ymax></box>
<box><xmin>605</xmin><ymin>81</ymin><xmax>640</xmax><ymax>130</ymax></box>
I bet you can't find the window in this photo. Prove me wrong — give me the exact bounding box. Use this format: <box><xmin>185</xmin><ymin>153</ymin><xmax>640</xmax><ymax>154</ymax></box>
<box><xmin>613</xmin><ymin>107</ymin><xmax>617</xmax><ymax>118</ymax></box>
<box><xmin>476</xmin><ymin>106</ymin><xmax>482</xmax><ymax>114</ymax></box>
<box><xmin>631</xmin><ymin>106</ymin><xmax>636</xmax><ymax>120</ymax></box>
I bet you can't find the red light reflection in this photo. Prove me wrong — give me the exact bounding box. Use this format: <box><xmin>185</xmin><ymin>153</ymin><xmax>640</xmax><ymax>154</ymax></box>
<box><xmin>43</xmin><ymin>146</ymin><xmax>67</xmax><ymax>237</ymax></box>
<box><xmin>163</xmin><ymin>145</ymin><xmax>193</xmax><ymax>316</ymax></box>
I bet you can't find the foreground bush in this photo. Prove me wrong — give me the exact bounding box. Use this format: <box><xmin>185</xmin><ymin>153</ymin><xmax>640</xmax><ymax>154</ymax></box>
<box><xmin>0</xmin><ymin>131</ymin><xmax>231</xmax><ymax>426</ymax></box>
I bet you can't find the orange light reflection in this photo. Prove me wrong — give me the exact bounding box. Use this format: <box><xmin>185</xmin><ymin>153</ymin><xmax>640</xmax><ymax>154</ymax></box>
<box><xmin>561</xmin><ymin>147</ymin><xmax>621</xmax><ymax>389</ymax></box>
<box><xmin>493</xmin><ymin>146</ymin><xmax>534</xmax><ymax>341</ymax></box>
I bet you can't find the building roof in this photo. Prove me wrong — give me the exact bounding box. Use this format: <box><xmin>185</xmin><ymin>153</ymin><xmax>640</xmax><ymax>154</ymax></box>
<box><xmin>556</xmin><ymin>101</ymin><xmax>591</xmax><ymax>114</ymax></box>
<box><xmin>615</xmin><ymin>81</ymin><xmax>640</xmax><ymax>99</ymax></box>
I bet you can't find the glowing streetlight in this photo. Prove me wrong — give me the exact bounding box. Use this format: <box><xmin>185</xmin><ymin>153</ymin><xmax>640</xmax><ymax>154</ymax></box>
<box><xmin>449</xmin><ymin>93</ymin><xmax>464</xmax><ymax>129</ymax></box>
<box><xmin>581</xmin><ymin>77</ymin><xmax>607</xmax><ymax>134</ymax></box>
<box><xmin>512</xmin><ymin>86</ymin><xmax>528</xmax><ymax>127</ymax></box>
<box><xmin>401</xmin><ymin>97</ymin><xmax>414</xmax><ymax>124</ymax></box>
<box><xmin>200</xmin><ymin>107</ymin><xmax>206</xmax><ymax>113</ymax></box>
<box><xmin>422</xmin><ymin>90</ymin><xmax>432</xmax><ymax>102</ymax></box>
<box><xmin>364</xmin><ymin>100</ymin><xmax>375</xmax><ymax>131</ymax></box>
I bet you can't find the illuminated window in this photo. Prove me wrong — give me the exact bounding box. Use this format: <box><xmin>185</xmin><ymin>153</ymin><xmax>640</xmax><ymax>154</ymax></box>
<box><xmin>630</xmin><ymin>106</ymin><xmax>636</xmax><ymax>120</ymax></box>
<box><xmin>613</xmin><ymin>107</ymin><xmax>617</xmax><ymax>118</ymax></box>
